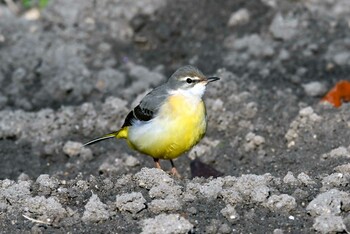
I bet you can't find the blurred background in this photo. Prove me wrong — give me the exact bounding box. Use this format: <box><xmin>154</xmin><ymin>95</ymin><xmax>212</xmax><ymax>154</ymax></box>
<box><xmin>0</xmin><ymin>0</ymin><xmax>349</xmax><ymax>179</ymax></box>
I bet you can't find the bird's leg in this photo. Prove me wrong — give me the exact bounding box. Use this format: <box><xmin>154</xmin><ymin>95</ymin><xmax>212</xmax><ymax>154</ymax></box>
<box><xmin>154</xmin><ymin>158</ymin><xmax>161</xmax><ymax>169</ymax></box>
<box><xmin>170</xmin><ymin>160</ymin><xmax>181</xmax><ymax>178</ymax></box>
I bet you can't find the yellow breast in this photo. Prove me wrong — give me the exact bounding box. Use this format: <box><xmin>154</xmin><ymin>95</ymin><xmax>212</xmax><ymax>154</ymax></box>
<box><xmin>127</xmin><ymin>94</ymin><xmax>207</xmax><ymax>159</ymax></box>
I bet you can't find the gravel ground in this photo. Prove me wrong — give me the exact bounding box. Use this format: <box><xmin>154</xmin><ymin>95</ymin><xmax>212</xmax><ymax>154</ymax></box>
<box><xmin>1</xmin><ymin>0</ymin><xmax>350</xmax><ymax>233</ymax></box>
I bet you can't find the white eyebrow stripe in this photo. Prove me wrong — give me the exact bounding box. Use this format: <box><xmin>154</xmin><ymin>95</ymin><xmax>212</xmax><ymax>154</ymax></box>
<box><xmin>179</xmin><ymin>76</ymin><xmax>201</xmax><ymax>81</ymax></box>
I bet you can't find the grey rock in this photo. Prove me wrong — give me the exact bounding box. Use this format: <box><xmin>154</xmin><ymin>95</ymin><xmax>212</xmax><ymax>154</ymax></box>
<box><xmin>80</xmin><ymin>147</ymin><xmax>93</xmax><ymax>161</ymax></box>
<box><xmin>232</xmin><ymin>34</ymin><xmax>275</xmax><ymax>58</ymax></box>
<box><xmin>325</xmin><ymin>39</ymin><xmax>350</xmax><ymax>66</ymax></box>
<box><xmin>148</xmin><ymin>198</ymin><xmax>182</xmax><ymax>214</ymax></box>
<box><xmin>325</xmin><ymin>146</ymin><xmax>350</xmax><ymax>159</ymax></box>
<box><xmin>302</xmin><ymin>81</ymin><xmax>327</xmax><ymax>97</ymax></box>
<box><xmin>269</xmin><ymin>13</ymin><xmax>299</xmax><ymax>40</ymax></box>
<box><xmin>283</xmin><ymin>171</ymin><xmax>300</xmax><ymax>186</ymax></box>
<box><xmin>134</xmin><ymin>168</ymin><xmax>175</xmax><ymax>189</ymax></box>
<box><xmin>205</xmin><ymin>219</ymin><xmax>232</xmax><ymax>234</ymax></box>
<box><xmin>227</xmin><ymin>9</ymin><xmax>250</xmax><ymax>27</ymax></box>
<box><xmin>220</xmin><ymin>174</ymin><xmax>275</xmax><ymax>205</ymax></box>
<box><xmin>185</xmin><ymin>178</ymin><xmax>223</xmax><ymax>200</ymax></box>
<box><xmin>116</xmin><ymin>192</ymin><xmax>146</xmax><ymax>214</ymax></box>
<box><xmin>334</xmin><ymin>163</ymin><xmax>350</xmax><ymax>174</ymax></box>
<box><xmin>63</xmin><ymin>141</ymin><xmax>83</xmax><ymax>157</ymax></box>
<box><xmin>307</xmin><ymin>189</ymin><xmax>349</xmax><ymax>217</ymax></box>
<box><xmin>98</xmin><ymin>155</ymin><xmax>124</xmax><ymax>175</ymax></box>
<box><xmin>273</xmin><ymin>229</ymin><xmax>284</xmax><ymax>234</ymax></box>
<box><xmin>313</xmin><ymin>214</ymin><xmax>346</xmax><ymax>234</ymax></box>
<box><xmin>123</xmin><ymin>155</ymin><xmax>140</xmax><ymax>167</ymax></box>
<box><xmin>244</xmin><ymin>132</ymin><xmax>265</xmax><ymax>152</ymax></box>
<box><xmin>0</xmin><ymin>180</ymin><xmax>31</xmax><ymax>205</ymax></box>
<box><xmin>17</xmin><ymin>173</ymin><xmax>30</xmax><ymax>181</ymax></box>
<box><xmin>82</xmin><ymin>193</ymin><xmax>110</xmax><ymax>223</ymax></box>
<box><xmin>36</xmin><ymin>174</ymin><xmax>59</xmax><ymax>195</ymax></box>
<box><xmin>149</xmin><ymin>183</ymin><xmax>182</xmax><ymax>199</ymax></box>
<box><xmin>220</xmin><ymin>188</ymin><xmax>243</xmax><ymax>205</ymax></box>
<box><xmin>75</xmin><ymin>180</ymin><xmax>89</xmax><ymax>191</ymax></box>
<box><xmin>24</xmin><ymin>196</ymin><xmax>67</xmax><ymax>223</ymax></box>
<box><xmin>141</xmin><ymin>214</ymin><xmax>193</xmax><ymax>234</ymax></box>
<box><xmin>221</xmin><ymin>204</ymin><xmax>240</xmax><ymax>223</ymax></box>
<box><xmin>264</xmin><ymin>194</ymin><xmax>297</xmax><ymax>212</ymax></box>
<box><xmin>321</xmin><ymin>173</ymin><xmax>349</xmax><ymax>190</ymax></box>
<box><xmin>297</xmin><ymin>172</ymin><xmax>316</xmax><ymax>186</ymax></box>
<box><xmin>234</xmin><ymin>174</ymin><xmax>274</xmax><ymax>203</ymax></box>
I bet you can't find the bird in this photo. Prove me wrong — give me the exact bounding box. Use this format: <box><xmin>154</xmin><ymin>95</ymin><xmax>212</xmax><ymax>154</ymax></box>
<box><xmin>84</xmin><ymin>65</ymin><xmax>220</xmax><ymax>177</ymax></box>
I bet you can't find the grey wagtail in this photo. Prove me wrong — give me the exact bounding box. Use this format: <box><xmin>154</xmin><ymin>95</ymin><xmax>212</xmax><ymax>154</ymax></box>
<box><xmin>84</xmin><ymin>65</ymin><xmax>220</xmax><ymax>176</ymax></box>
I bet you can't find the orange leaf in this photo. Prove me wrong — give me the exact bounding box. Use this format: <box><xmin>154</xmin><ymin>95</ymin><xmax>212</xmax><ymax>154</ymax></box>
<box><xmin>321</xmin><ymin>80</ymin><xmax>350</xmax><ymax>107</ymax></box>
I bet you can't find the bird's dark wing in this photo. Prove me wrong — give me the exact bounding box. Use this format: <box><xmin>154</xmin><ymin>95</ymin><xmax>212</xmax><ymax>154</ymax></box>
<box><xmin>122</xmin><ymin>85</ymin><xmax>168</xmax><ymax>127</ymax></box>
<box><xmin>122</xmin><ymin>105</ymin><xmax>154</xmax><ymax>127</ymax></box>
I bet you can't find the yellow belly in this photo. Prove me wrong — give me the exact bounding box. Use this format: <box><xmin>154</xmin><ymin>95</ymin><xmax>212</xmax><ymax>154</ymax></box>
<box><xmin>124</xmin><ymin>94</ymin><xmax>207</xmax><ymax>159</ymax></box>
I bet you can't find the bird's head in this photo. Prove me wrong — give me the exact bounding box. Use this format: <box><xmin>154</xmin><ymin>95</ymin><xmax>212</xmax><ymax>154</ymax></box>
<box><xmin>167</xmin><ymin>65</ymin><xmax>220</xmax><ymax>98</ymax></box>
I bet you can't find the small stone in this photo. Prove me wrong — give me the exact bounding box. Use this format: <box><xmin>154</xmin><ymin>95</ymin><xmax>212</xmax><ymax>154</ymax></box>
<box><xmin>227</xmin><ymin>9</ymin><xmax>250</xmax><ymax>27</ymax></box>
<box><xmin>149</xmin><ymin>183</ymin><xmax>182</xmax><ymax>199</ymax></box>
<box><xmin>24</xmin><ymin>196</ymin><xmax>66</xmax><ymax>223</ymax></box>
<box><xmin>302</xmin><ymin>81</ymin><xmax>327</xmax><ymax>97</ymax></box>
<box><xmin>306</xmin><ymin>189</ymin><xmax>349</xmax><ymax>217</ymax></box>
<box><xmin>197</xmin><ymin>178</ymin><xmax>224</xmax><ymax>199</ymax></box>
<box><xmin>220</xmin><ymin>189</ymin><xmax>242</xmax><ymax>205</ymax></box>
<box><xmin>116</xmin><ymin>192</ymin><xmax>146</xmax><ymax>214</ymax></box>
<box><xmin>269</xmin><ymin>13</ymin><xmax>299</xmax><ymax>40</ymax></box>
<box><xmin>63</xmin><ymin>141</ymin><xmax>83</xmax><ymax>157</ymax></box>
<box><xmin>278</xmin><ymin>49</ymin><xmax>290</xmax><ymax>61</ymax></box>
<box><xmin>334</xmin><ymin>163</ymin><xmax>350</xmax><ymax>174</ymax></box>
<box><xmin>148</xmin><ymin>198</ymin><xmax>182</xmax><ymax>214</ymax></box>
<box><xmin>297</xmin><ymin>173</ymin><xmax>316</xmax><ymax>186</ymax></box>
<box><xmin>221</xmin><ymin>174</ymin><xmax>274</xmax><ymax>204</ymax></box>
<box><xmin>299</xmin><ymin>107</ymin><xmax>314</xmax><ymax>117</ymax></box>
<box><xmin>264</xmin><ymin>194</ymin><xmax>297</xmax><ymax>212</ymax></box>
<box><xmin>313</xmin><ymin>214</ymin><xmax>346</xmax><ymax>233</ymax></box>
<box><xmin>283</xmin><ymin>171</ymin><xmax>300</xmax><ymax>186</ymax></box>
<box><xmin>124</xmin><ymin>155</ymin><xmax>140</xmax><ymax>167</ymax></box>
<box><xmin>219</xmin><ymin>223</ymin><xmax>232</xmax><ymax>234</ymax></box>
<box><xmin>17</xmin><ymin>173</ymin><xmax>30</xmax><ymax>181</ymax></box>
<box><xmin>76</xmin><ymin>180</ymin><xmax>89</xmax><ymax>191</ymax></box>
<box><xmin>329</xmin><ymin>146</ymin><xmax>350</xmax><ymax>158</ymax></box>
<box><xmin>82</xmin><ymin>194</ymin><xmax>109</xmax><ymax>223</ymax></box>
<box><xmin>333</xmin><ymin>52</ymin><xmax>350</xmax><ymax>66</ymax></box>
<box><xmin>134</xmin><ymin>168</ymin><xmax>175</xmax><ymax>189</ymax></box>
<box><xmin>273</xmin><ymin>229</ymin><xmax>284</xmax><ymax>234</ymax></box>
<box><xmin>187</xmin><ymin>207</ymin><xmax>197</xmax><ymax>214</ymax></box>
<box><xmin>244</xmin><ymin>132</ymin><xmax>265</xmax><ymax>152</ymax></box>
<box><xmin>221</xmin><ymin>204</ymin><xmax>240</xmax><ymax>223</ymax></box>
<box><xmin>80</xmin><ymin>147</ymin><xmax>93</xmax><ymax>161</ymax></box>
<box><xmin>36</xmin><ymin>174</ymin><xmax>59</xmax><ymax>190</ymax></box>
<box><xmin>141</xmin><ymin>214</ymin><xmax>193</xmax><ymax>234</ymax></box>
<box><xmin>23</xmin><ymin>8</ymin><xmax>40</xmax><ymax>21</ymax></box>
<box><xmin>321</xmin><ymin>173</ymin><xmax>348</xmax><ymax>190</ymax></box>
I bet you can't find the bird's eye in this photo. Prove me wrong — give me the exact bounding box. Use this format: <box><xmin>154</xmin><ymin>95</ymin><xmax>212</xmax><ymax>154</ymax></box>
<box><xmin>186</xmin><ymin>78</ymin><xmax>193</xmax><ymax>84</ymax></box>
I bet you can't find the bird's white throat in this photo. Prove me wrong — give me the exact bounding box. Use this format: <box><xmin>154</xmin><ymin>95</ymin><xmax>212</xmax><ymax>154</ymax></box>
<box><xmin>169</xmin><ymin>83</ymin><xmax>206</xmax><ymax>101</ymax></box>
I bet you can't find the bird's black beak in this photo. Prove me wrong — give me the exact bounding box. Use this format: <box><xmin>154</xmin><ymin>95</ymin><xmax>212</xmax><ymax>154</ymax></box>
<box><xmin>207</xmin><ymin>77</ymin><xmax>220</xmax><ymax>83</ymax></box>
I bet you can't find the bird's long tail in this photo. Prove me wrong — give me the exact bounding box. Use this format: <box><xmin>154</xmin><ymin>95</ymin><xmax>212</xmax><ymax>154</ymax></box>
<box><xmin>83</xmin><ymin>126</ymin><xmax>129</xmax><ymax>146</ymax></box>
<box><xmin>83</xmin><ymin>133</ymin><xmax>116</xmax><ymax>146</ymax></box>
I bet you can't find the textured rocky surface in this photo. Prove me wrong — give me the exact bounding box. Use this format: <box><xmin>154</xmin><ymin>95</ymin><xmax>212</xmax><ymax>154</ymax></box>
<box><xmin>1</xmin><ymin>0</ymin><xmax>350</xmax><ymax>233</ymax></box>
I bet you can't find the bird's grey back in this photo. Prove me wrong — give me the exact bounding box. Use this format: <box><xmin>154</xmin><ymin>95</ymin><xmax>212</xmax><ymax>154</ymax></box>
<box><xmin>139</xmin><ymin>83</ymin><xmax>169</xmax><ymax>113</ymax></box>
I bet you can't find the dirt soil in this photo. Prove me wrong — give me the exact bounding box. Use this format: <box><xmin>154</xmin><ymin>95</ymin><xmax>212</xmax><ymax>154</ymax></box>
<box><xmin>1</xmin><ymin>0</ymin><xmax>350</xmax><ymax>233</ymax></box>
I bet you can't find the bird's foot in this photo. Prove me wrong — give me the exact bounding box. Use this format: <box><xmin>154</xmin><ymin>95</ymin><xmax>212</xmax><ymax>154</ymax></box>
<box><xmin>154</xmin><ymin>158</ymin><xmax>162</xmax><ymax>169</ymax></box>
<box><xmin>170</xmin><ymin>167</ymin><xmax>181</xmax><ymax>178</ymax></box>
